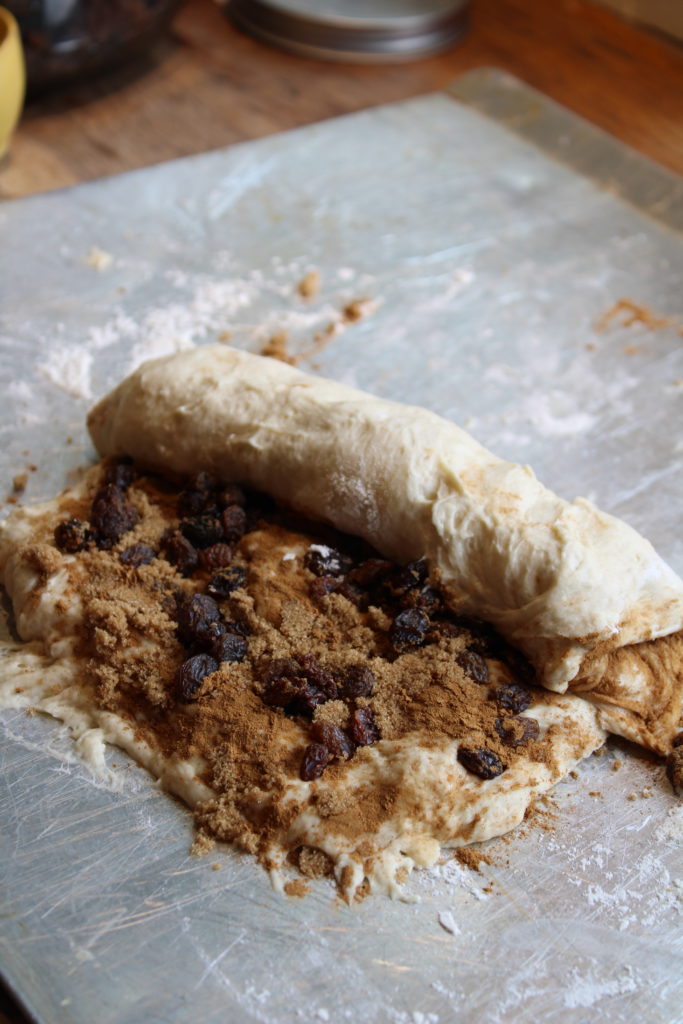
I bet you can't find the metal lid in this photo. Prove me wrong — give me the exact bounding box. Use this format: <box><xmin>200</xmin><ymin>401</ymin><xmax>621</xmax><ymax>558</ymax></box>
<box><xmin>227</xmin><ymin>0</ymin><xmax>469</xmax><ymax>62</ymax></box>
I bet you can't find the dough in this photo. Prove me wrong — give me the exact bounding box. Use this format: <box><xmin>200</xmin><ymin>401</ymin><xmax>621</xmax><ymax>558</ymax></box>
<box><xmin>0</xmin><ymin>345</ymin><xmax>679</xmax><ymax>897</ymax></box>
<box><xmin>88</xmin><ymin>346</ymin><xmax>683</xmax><ymax>754</ymax></box>
<box><xmin>0</xmin><ymin>466</ymin><xmax>606</xmax><ymax>898</ymax></box>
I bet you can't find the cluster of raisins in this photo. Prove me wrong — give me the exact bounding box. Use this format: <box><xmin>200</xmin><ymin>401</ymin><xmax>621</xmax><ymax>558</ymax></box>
<box><xmin>53</xmin><ymin>465</ymin><xmax>257</xmax><ymax>702</ymax></box>
<box><xmin>53</xmin><ymin>462</ymin><xmax>541</xmax><ymax>785</ymax></box>
<box><xmin>260</xmin><ymin>654</ymin><xmax>379</xmax><ymax>780</ymax></box>
<box><xmin>174</xmin><ymin>592</ymin><xmax>248</xmax><ymax>701</ymax></box>
<box><xmin>161</xmin><ymin>472</ymin><xmax>249</xmax><ymax>578</ymax></box>
<box><xmin>54</xmin><ymin>459</ymin><xmax>139</xmax><ymax>553</ymax></box>
<box><xmin>303</xmin><ymin>546</ymin><xmax>541</xmax><ymax>781</ymax></box>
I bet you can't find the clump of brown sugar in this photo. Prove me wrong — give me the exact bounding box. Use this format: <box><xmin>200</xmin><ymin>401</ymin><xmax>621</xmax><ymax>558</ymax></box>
<box><xmin>284</xmin><ymin>878</ymin><xmax>309</xmax><ymax>899</ymax></box>
<box><xmin>454</xmin><ymin>846</ymin><xmax>493</xmax><ymax>873</ymax></box>
<box><xmin>261</xmin><ymin>332</ymin><xmax>295</xmax><ymax>364</ymax></box>
<box><xmin>297</xmin><ymin>270</ymin><xmax>321</xmax><ymax>300</ymax></box>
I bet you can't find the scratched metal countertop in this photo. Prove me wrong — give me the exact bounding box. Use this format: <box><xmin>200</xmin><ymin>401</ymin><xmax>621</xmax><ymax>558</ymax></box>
<box><xmin>1</xmin><ymin>70</ymin><xmax>682</xmax><ymax>1024</ymax></box>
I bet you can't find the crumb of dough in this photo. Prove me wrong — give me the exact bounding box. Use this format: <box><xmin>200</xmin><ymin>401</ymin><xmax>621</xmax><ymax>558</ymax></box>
<box><xmin>211</xmin><ymin>862</ymin><xmax>222</xmax><ymax>872</ymax></box>
<box><xmin>12</xmin><ymin>473</ymin><xmax>28</xmax><ymax>493</ymax></box>
<box><xmin>611</xmin><ymin>759</ymin><xmax>623</xmax><ymax>772</ymax></box>
<box><xmin>284</xmin><ymin>878</ymin><xmax>309</xmax><ymax>898</ymax></box>
<box><xmin>261</xmin><ymin>332</ymin><xmax>295</xmax><ymax>364</ymax></box>
<box><xmin>627</xmin><ymin>792</ymin><xmax>638</xmax><ymax>801</ymax></box>
<box><xmin>641</xmin><ymin>786</ymin><xmax>653</xmax><ymax>799</ymax></box>
<box><xmin>297</xmin><ymin>270</ymin><xmax>321</xmax><ymax>299</ymax></box>
<box><xmin>86</xmin><ymin>246</ymin><xmax>113</xmax><ymax>271</ymax></box>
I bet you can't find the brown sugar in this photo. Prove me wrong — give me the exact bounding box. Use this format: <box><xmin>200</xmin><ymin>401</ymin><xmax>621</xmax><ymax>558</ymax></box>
<box><xmin>14</xmin><ymin>458</ymin><xmax>592</xmax><ymax>894</ymax></box>
<box><xmin>284</xmin><ymin>878</ymin><xmax>309</xmax><ymax>898</ymax></box>
<box><xmin>454</xmin><ymin>847</ymin><xmax>493</xmax><ymax>873</ymax></box>
<box><xmin>595</xmin><ymin>298</ymin><xmax>675</xmax><ymax>333</ymax></box>
<box><xmin>297</xmin><ymin>270</ymin><xmax>321</xmax><ymax>300</ymax></box>
<box><xmin>261</xmin><ymin>333</ymin><xmax>295</xmax><ymax>364</ymax></box>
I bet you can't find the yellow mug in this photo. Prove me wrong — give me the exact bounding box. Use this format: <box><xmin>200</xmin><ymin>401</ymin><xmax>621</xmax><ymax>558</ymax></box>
<box><xmin>0</xmin><ymin>7</ymin><xmax>25</xmax><ymax>159</ymax></box>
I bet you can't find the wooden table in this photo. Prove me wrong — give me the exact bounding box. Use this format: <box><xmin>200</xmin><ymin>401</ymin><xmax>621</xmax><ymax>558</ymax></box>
<box><xmin>3</xmin><ymin>0</ymin><xmax>683</xmax><ymax>202</ymax></box>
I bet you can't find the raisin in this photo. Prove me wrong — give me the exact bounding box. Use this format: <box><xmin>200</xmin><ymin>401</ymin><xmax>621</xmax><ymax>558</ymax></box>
<box><xmin>297</xmin><ymin>654</ymin><xmax>337</xmax><ymax>698</ymax></box>
<box><xmin>492</xmin><ymin>683</ymin><xmax>532</xmax><ymax>714</ymax></box>
<box><xmin>340</xmin><ymin>664</ymin><xmax>375</xmax><ymax>699</ymax></box>
<box><xmin>308</xmin><ymin>576</ymin><xmax>339</xmax><ymax>601</ymax></box>
<box><xmin>103</xmin><ymin>459</ymin><xmax>137</xmax><ymax>490</ymax></box>
<box><xmin>261</xmin><ymin>655</ymin><xmax>335</xmax><ymax>715</ymax></box>
<box><xmin>207</xmin><ymin>566</ymin><xmax>247</xmax><ymax>598</ymax></box>
<box><xmin>403</xmin><ymin>585</ymin><xmax>442</xmax><ymax>614</ymax></box>
<box><xmin>501</xmin><ymin>647</ymin><xmax>536</xmax><ymax>686</ymax></box>
<box><xmin>161</xmin><ymin>531</ymin><xmax>199</xmax><ymax>576</ymax></box>
<box><xmin>119</xmin><ymin>542</ymin><xmax>155</xmax><ymax>567</ymax></box>
<box><xmin>457</xmin><ymin>747</ymin><xmax>506</xmax><ymax>779</ymax></box>
<box><xmin>221</xmin><ymin>504</ymin><xmax>247</xmax><ymax>542</ymax></box>
<box><xmin>388</xmin><ymin>558</ymin><xmax>429</xmax><ymax>596</ymax></box>
<box><xmin>666</xmin><ymin>748</ymin><xmax>683</xmax><ymax>796</ymax></box>
<box><xmin>347</xmin><ymin>558</ymin><xmax>393</xmax><ymax>587</ymax></box>
<box><xmin>349</xmin><ymin>707</ymin><xmax>380</xmax><ymax>747</ymax></box>
<box><xmin>311</xmin><ymin>721</ymin><xmax>354</xmax><ymax>760</ymax></box>
<box><xmin>224</xmin><ymin>618</ymin><xmax>249</xmax><ymax>637</ymax></box>
<box><xmin>217</xmin><ymin>483</ymin><xmax>246</xmax><ymax>508</ymax></box>
<box><xmin>175</xmin><ymin>593</ymin><xmax>222</xmax><ymax>647</ymax></box>
<box><xmin>211</xmin><ymin>632</ymin><xmax>248</xmax><ymax>664</ymax></box>
<box><xmin>456</xmin><ymin>650</ymin><xmax>489</xmax><ymax>685</ymax></box>
<box><xmin>303</xmin><ymin>545</ymin><xmax>353</xmax><ymax>578</ymax></box>
<box><xmin>261</xmin><ymin>659</ymin><xmax>303</xmax><ymax>709</ymax></box>
<box><xmin>177</xmin><ymin>489</ymin><xmax>213</xmax><ymax>518</ymax></box>
<box><xmin>180</xmin><ymin>515</ymin><xmax>224</xmax><ymax>550</ymax></box>
<box><xmin>335</xmin><ymin>579</ymin><xmax>366</xmax><ymax>609</ymax></box>
<box><xmin>190</xmin><ymin>471</ymin><xmax>216</xmax><ymax>492</ymax></box>
<box><xmin>90</xmin><ymin>484</ymin><xmax>139</xmax><ymax>549</ymax></box>
<box><xmin>495</xmin><ymin>716</ymin><xmax>540</xmax><ymax>747</ymax></box>
<box><xmin>177</xmin><ymin>653</ymin><xmax>219</xmax><ymax>701</ymax></box>
<box><xmin>429</xmin><ymin>619</ymin><xmax>467</xmax><ymax>641</ymax></box>
<box><xmin>243</xmin><ymin>491</ymin><xmax>277</xmax><ymax>532</ymax></box>
<box><xmin>54</xmin><ymin>518</ymin><xmax>91</xmax><ymax>553</ymax></box>
<box><xmin>390</xmin><ymin>608</ymin><xmax>429</xmax><ymax>653</ymax></box>
<box><xmin>199</xmin><ymin>543</ymin><xmax>233</xmax><ymax>571</ymax></box>
<box><xmin>300</xmin><ymin>743</ymin><xmax>333</xmax><ymax>781</ymax></box>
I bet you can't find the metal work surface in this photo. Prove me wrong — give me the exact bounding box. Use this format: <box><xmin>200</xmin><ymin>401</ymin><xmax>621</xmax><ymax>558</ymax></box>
<box><xmin>1</xmin><ymin>70</ymin><xmax>682</xmax><ymax>1024</ymax></box>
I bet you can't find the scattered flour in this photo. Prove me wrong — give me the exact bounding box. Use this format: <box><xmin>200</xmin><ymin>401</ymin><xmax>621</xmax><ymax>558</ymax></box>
<box><xmin>655</xmin><ymin>805</ymin><xmax>683</xmax><ymax>843</ymax></box>
<box><xmin>38</xmin><ymin>346</ymin><xmax>94</xmax><ymax>401</ymax></box>
<box><xmin>562</xmin><ymin>966</ymin><xmax>638</xmax><ymax>1009</ymax></box>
